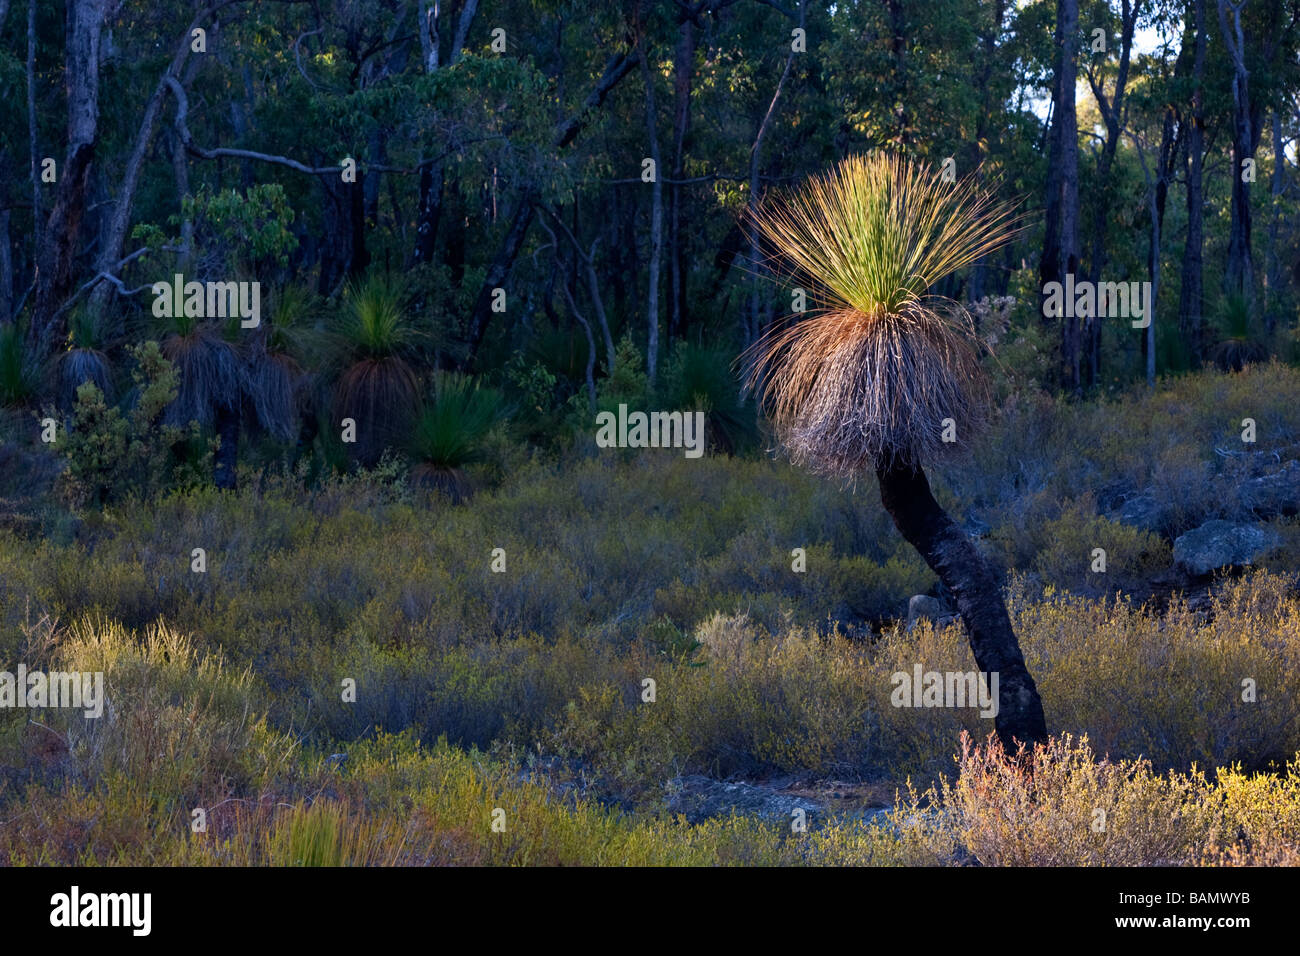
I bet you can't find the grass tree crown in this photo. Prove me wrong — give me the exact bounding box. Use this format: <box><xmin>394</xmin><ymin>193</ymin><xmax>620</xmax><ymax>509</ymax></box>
<box><xmin>745</xmin><ymin>152</ymin><xmax>1025</xmax><ymax>477</ymax></box>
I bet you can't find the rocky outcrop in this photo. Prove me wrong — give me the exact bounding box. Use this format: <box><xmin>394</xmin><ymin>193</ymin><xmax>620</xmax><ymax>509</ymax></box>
<box><xmin>1173</xmin><ymin>520</ymin><xmax>1281</xmax><ymax>576</ymax></box>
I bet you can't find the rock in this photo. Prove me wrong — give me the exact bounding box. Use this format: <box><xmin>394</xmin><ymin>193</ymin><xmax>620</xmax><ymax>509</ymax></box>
<box><xmin>1173</xmin><ymin>520</ymin><xmax>1281</xmax><ymax>575</ymax></box>
<box><xmin>1240</xmin><ymin>460</ymin><xmax>1300</xmax><ymax>519</ymax></box>
<box><xmin>1111</xmin><ymin>493</ymin><xmax>1167</xmax><ymax>534</ymax></box>
<box><xmin>665</xmin><ymin>775</ymin><xmax>821</xmax><ymax>825</ymax></box>
<box><xmin>906</xmin><ymin>594</ymin><xmax>956</xmax><ymax>630</ymax></box>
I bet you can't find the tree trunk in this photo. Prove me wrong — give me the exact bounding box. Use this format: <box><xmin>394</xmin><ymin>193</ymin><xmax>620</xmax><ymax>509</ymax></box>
<box><xmin>455</xmin><ymin>46</ymin><xmax>638</xmax><ymax>367</ymax></box>
<box><xmin>412</xmin><ymin>160</ymin><xmax>444</xmax><ymax>265</ymax></box>
<box><xmin>1217</xmin><ymin>0</ymin><xmax>1255</xmax><ymax>303</ymax></box>
<box><xmin>214</xmin><ymin>402</ymin><xmax>239</xmax><ymax>490</ymax></box>
<box><xmin>171</xmin><ymin>128</ymin><xmax>194</xmax><ymax>274</ymax></box>
<box><xmin>1082</xmin><ymin>0</ymin><xmax>1138</xmax><ymax>387</ymax></box>
<box><xmin>1263</xmin><ymin>111</ymin><xmax>1284</xmax><ymax>332</ymax></box>
<box><xmin>967</xmin><ymin>0</ymin><xmax>1009</xmax><ymax>307</ymax></box>
<box><xmin>0</xmin><ymin>206</ymin><xmax>11</xmax><ymax>324</ymax></box>
<box><xmin>639</xmin><ymin>40</ymin><xmax>663</xmax><ymax>384</ymax></box>
<box><xmin>1179</xmin><ymin>0</ymin><xmax>1207</xmax><ymax>365</ymax></box>
<box><xmin>1149</xmin><ymin>107</ymin><xmax>1179</xmax><ymax>385</ymax></box>
<box><xmin>317</xmin><ymin>178</ymin><xmax>354</xmax><ymax>296</ymax></box>
<box><xmin>876</xmin><ymin>460</ymin><xmax>1048</xmax><ymax>752</ymax></box>
<box><xmin>745</xmin><ymin>3</ymin><xmax>802</xmax><ymax>348</ymax></box>
<box><xmin>88</xmin><ymin>17</ymin><xmax>198</xmax><ymax>314</ymax></box>
<box><xmin>31</xmin><ymin>0</ymin><xmax>108</xmax><ymax>359</ymax></box>
<box><xmin>461</xmin><ymin>191</ymin><xmax>536</xmax><ymax>369</ymax></box>
<box><xmin>26</xmin><ymin>0</ymin><xmax>40</xmax><ymax>259</ymax></box>
<box><xmin>412</xmin><ymin>0</ymin><xmax>477</xmax><ymax>268</ymax></box>
<box><xmin>668</xmin><ymin>16</ymin><xmax>694</xmax><ymax>341</ymax></box>
<box><xmin>1040</xmin><ymin>0</ymin><xmax>1080</xmax><ymax>392</ymax></box>
<box><xmin>348</xmin><ymin>165</ymin><xmax>370</xmax><ymax>278</ymax></box>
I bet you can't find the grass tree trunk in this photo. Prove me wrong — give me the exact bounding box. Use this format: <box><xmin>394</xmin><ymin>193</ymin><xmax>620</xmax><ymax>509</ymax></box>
<box><xmin>214</xmin><ymin>404</ymin><xmax>239</xmax><ymax>490</ymax></box>
<box><xmin>876</xmin><ymin>460</ymin><xmax>1047</xmax><ymax>752</ymax></box>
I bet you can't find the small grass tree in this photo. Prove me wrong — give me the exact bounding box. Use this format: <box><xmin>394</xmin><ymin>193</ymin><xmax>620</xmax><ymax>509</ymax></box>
<box><xmin>745</xmin><ymin>153</ymin><xmax>1047</xmax><ymax>752</ymax></box>
<box><xmin>331</xmin><ymin>274</ymin><xmax>421</xmax><ymax>466</ymax></box>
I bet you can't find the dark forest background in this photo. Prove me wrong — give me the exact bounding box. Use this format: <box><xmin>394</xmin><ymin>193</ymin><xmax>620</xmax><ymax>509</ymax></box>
<box><xmin>1</xmin><ymin>0</ymin><xmax>1298</xmax><ymax>433</ymax></box>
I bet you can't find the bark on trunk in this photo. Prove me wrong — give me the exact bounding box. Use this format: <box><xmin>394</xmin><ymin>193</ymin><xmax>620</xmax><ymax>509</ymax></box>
<box><xmin>668</xmin><ymin>16</ymin><xmax>694</xmax><ymax>341</ymax></box>
<box><xmin>88</xmin><ymin>14</ymin><xmax>201</xmax><ymax>314</ymax></box>
<box><xmin>876</xmin><ymin>460</ymin><xmax>1048</xmax><ymax>752</ymax></box>
<box><xmin>1179</xmin><ymin>0</ymin><xmax>1207</xmax><ymax>365</ymax></box>
<box><xmin>639</xmin><ymin>40</ymin><xmax>663</xmax><ymax>384</ymax></box>
<box><xmin>1218</xmin><ymin>0</ymin><xmax>1255</xmax><ymax>303</ymax></box>
<box><xmin>412</xmin><ymin>160</ymin><xmax>444</xmax><ymax>265</ymax></box>
<box><xmin>26</xmin><ymin>0</ymin><xmax>40</xmax><ymax>258</ymax></box>
<box><xmin>31</xmin><ymin>0</ymin><xmax>108</xmax><ymax>359</ymax></box>
<box><xmin>1082</xmin><ymin>0</ymin><xmax>1138</xmax><ymax>387</ymax></box>
<box><xmin>1264</xmin><ymin>112</ymin><xmax>1285</xmax><ymax>331</ymax></box>
<box><xmin>1040</xmin><ymin>0</ymin><xmax>1080</xmax><ymax>391</ymax></box>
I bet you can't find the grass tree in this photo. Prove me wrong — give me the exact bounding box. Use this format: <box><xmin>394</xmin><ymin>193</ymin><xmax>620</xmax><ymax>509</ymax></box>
<box><xmin>407</xmin><ymin>372</ymin><xmax>505</xmax><ymax>502</ymax></box>
<box><xmin>330</xmin><ymin>274</ymin><xmax>422</xmax><ymax>466</ymax></box>
<box><xmin>156</xmin><ymin>313</ymin><xmax>242</xmax><ymax>490</ymax></box>
<box><xmin>55</xmin><ymin>306</ymin><xmax>114</xmax><ymax>412</ymax></box>
<box><xmin>745</xmin><ymin>153</ymin><xmax>1048</xmax><ymax>752</ymax></box>
<box><xmin>243</xmin><ymin>283</ymin><xmax>315</xmax><ymax>445</ymax></box>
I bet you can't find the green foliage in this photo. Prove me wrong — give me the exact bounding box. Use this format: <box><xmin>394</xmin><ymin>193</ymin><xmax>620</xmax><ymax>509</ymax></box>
<box><xmin>1027</xmin><ymin>501</ymin><xmax>1171</xmax><ymax>595</ymax></box>
<box><xmin>55</xmin><ymin>342</ymin><xmax>209</xmax><ymax>506</ymax></box>
<box><xmin>336</xmin><ymin>274</ymin><xmax>417</xmax><ymax>360</ymax></box>
<box><xmin>1211</xmin><ymin>292</ymin><xmax>1270</xmax><ymax>372</ymax></box>
<box><xmin>183</xmin><ymin>184</ymin><xmax>299</xmax><ymax>270</ymax></box>
<box><xmin>0</xmin><ymin>323</ymin><xmax>36</xmax><ymax>406</ymax></box>
<box><xmin>754</xmin><ymin>153</ymin><xmax>1021</xmax><ymax>317</ymax></box>
<box><xmin>599</xmin><ymin>335</ymin><xmax>651</xmax><ymax>409</ymax></box>
<box><xmin>662</xmin><ymin>343</ymin><xmax>756</xmax><ymax>454</ymax></box>
<box><xmin>502</xmin><ymin>352</ymin><xmax>572</xmax><ymax>447</ymax></box>
<box><xmin>408</xmin><ymin>373</ymin><xmax>506</xmax><ymax>500</ymax></box>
